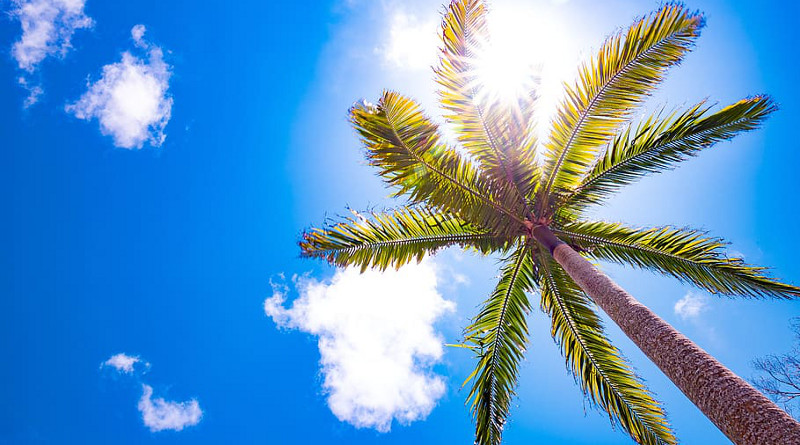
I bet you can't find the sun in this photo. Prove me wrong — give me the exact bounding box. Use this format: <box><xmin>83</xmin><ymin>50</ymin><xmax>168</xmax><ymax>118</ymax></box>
<box><xmin>470</xmin><ymin>3</ymin><xmax>577</xmax><ymax>135</ymax></box>
<box><xmin>472</xmin><ymin>38</ymin><xmax>539</xmax><ymax>103</ymax></box>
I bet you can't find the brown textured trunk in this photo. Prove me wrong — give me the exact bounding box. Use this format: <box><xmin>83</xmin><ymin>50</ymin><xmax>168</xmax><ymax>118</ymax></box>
<box><xmin>532</xmin><ymin>225</ymin><xmax>800</xmax><ymax>445</ymax></box>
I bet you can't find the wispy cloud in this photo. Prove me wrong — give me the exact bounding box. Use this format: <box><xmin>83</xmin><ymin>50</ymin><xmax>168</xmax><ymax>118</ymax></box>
<box><xmin>11</xmin><ymin>0</ymin><xmax>92</xmax><ymax>71</ymax></box>
<box><xmin>11</xmin><ymin>0</ymin><xmax>93</xmax><ymax>106</ymax></box>
<box><xmin>18</xmin><ymin>76</ymin><xmax>44</xmax><ymax>107</ymax></box>
<box><xmin>66</xmin><ymin>25</ymin><xmax>172</xmax><ymax>149</ymax></box>
<box><xmin>101</xmin><ymin>353</ymin><xmax>146</xmax><ymax>374</ymax></box>
<box><xmin>674</xmin><ymin>292</ymin><xmax>709</xmax><ymax>320</ymax></box>
<box><xmin>131</xmin><ymin>24</ymin><xmax>147</xmax><ymax>47</ymax></box>
<box><xmin>138</xmin><ymin>384</ymin><xmax>203</xmax><ymax>432</ymax></box>
<box><xmin>265</xmin><ymin>261</ymin><xmax>454</xmax><ymax>432</ymax></box>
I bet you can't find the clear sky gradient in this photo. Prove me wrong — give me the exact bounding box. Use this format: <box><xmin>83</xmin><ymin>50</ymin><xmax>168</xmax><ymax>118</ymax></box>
<box><xmin>3</xmin><ymin>0</ymin><xmax>800</xmax><ymax>444</ymax></box>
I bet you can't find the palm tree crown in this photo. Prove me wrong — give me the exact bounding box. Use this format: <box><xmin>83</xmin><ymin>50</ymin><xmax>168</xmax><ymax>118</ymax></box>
<box><xmin>300</xmin><ymin>1</ymin><xmax>800</xmax><ymax>444</ymax></box>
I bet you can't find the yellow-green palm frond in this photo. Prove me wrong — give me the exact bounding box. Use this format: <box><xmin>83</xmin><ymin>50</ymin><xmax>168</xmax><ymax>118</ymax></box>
<box><xmin>560</xmin><ymin>96</ymin><xmax>777</xmax><ymax>214</ymax></box>
<box><xmin>300</xmin><ymin>206</ymin><xmax>508</xmax><ymax>272</ymax></box>
<box><xmin>436</xmin><ymin>0</ymin><xmax>539</xmax><ymax>205</ymax></box>
<box><xmin>350</xmin><ymin>91</ymin><xmax>526</xmax><ymax>237</ymax></box>
<box><xmin>554</xmin><ymin>221</ymin><xmax>800</xmax><ymax>298</ymax></box>
<box><xmin>540</xmin><ymin>4</ymin><xmax>704</xmax><ymax>207</ymax></box>
<box><xmin>537</xmin><ymin>252</ymin><xmax>675</xmax><ymax>445</ymax></box>
<box><xmin>463</xmin><ymin>245</ymin><xmax>537</xmax><ymax>445</ymax></box>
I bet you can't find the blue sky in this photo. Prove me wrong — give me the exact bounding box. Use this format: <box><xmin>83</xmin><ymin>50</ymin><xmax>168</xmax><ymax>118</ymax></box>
<box><xmin>2</xmin><ymin>0</ymin><xmax>800</xmax><ymax>443</ymax></box>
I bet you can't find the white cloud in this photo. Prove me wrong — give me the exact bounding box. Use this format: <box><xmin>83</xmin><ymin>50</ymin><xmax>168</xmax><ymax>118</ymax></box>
<box><xmin>674</xmin><ymin>292</ymin><xmax>708</xmax><ymax>320</ymax></box>
<box><xmin>11</xmin><ymin>0</ymin><xmax>92</xmax><ymax>106</ymax></box>
<box><xmin>100</xmin><ymin>354</ymin><xmax>201</xmax><ymax>432</ymax></box>
<box><xmin>18</xmin><ymin>76</ymin><xmax>44</xmax><ymax>107</ymax></box>
<box><xmin>102</xmin><ymin>353</ymin><xmax>143</xmax><ymax>373</ymax></box>
<box><xmin>379</xmin><ymin>10</ymin><xmax>439</xmax><ymax>70</ymax></box>
<box><xmin>11</xmin><ymin>0</ymin><xmax>92</xmax><ymax>72</ymax></box>
<box><xmin>131</xmin><ymin>24</ymin><xmax>147</xmax><ymax>47</ymax></box>
<box><xmin>265</xmin><ymin>261</ymin><xmax>455</xmax><ymax>432</ymax></box>
<box><xmin>138</xmin><ymin>384</ymin><xmax>202</xmax><ymax>432</ymax></box>
<box><xmin>66</xmin><ymin>25</ymin><xmax>172</xmax><ymax>149</ymax></box>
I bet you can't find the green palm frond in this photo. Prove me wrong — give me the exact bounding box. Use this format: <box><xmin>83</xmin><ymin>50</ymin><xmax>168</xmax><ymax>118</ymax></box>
<box><xmin>436</xmin><ymin>0</ymin><xmax>539</xmax><ymax>205</ymax></box>
<box><xmin>554</xmin><ymin>220</ymin><xmax>800</xmax><ymax>298</ymax></box>
<box><xmin>540</xmin><ymin>4</ymin><xmax>703</xmax><ymax>207</ymax></box>
<box><xmin>300</xmin><ymin>206</ymin><xmax>507</xmax><ymax>272</ymax></box>
<box><xmin>351</xmin><ymin>91</ymin><xmax>526</xmax><ymax>237</ymax></box>
<box><xmin>464</xmin><ymin>245</ymin><xmax>537</xmax><ymax>445</ymax></box>
<box><xmin>560</xmin><ymin>96</ymin><xmax>776</xmax><ymax>213</ymax></box>
<box><xmin>537</xmin><ymin>251</ymin><xmax>675</xmax><ymax>445</ymax></box>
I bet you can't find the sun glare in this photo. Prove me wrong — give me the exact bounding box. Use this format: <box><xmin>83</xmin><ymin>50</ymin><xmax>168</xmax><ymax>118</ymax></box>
<box><xmin>472</xmin><ymin>3</ymin><xmax>577</xmax><ymax>136</ymax></box>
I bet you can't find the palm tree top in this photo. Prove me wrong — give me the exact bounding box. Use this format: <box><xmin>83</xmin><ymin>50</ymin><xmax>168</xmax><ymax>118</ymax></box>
<box><xmin>300</xmin><ymin>1</ymin><xmax>800</xmax><ymax>444</ymax></box>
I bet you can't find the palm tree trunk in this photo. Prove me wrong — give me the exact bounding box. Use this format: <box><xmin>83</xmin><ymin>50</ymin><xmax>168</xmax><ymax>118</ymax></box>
<box><xmin>532</xmin><ymin>224</ymin><xmax>800</xmax><ymax>444</ymax></box>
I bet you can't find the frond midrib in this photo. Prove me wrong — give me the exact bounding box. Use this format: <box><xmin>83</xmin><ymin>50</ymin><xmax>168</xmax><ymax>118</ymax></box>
<box><xmin>542</xmin><ymin>20</ymin><xmax>692</xmax><ymax>201</ymax></box>
<box><xmin>473</xmin><ymin>97</ymin><xmax>534</xmax><ymax>218</ymax></box>
<box><xmin>566</xmin><ymin>112</ymin><xmax>756</xmax><ymax>205</ymax></box>
<box><xmin>442</xmin><ymin>1</ymin><xmax>534</xmax><ymax>218</ymax></box>
<box><xmin>553</xmin><ymin>226</ymin><xmax>702</xmax><ymax>269</ymax></box>
<box><xmin>384</xmin><ymin>107</ymin><xmax>526</xmax><ymax>227</ymax></box>
<box><xmin>482</xmin><ymin>247</ymin><xmax>528</xmax><ymax>443</ymax></box>
<box><xmin>540</xmin><ymin>254</ymin><xmax>671</xmax><ymax>445</ymax></box>
<box><xmin>304</xmin><ymin>232</ymin><xmax>498</xmax><ymax>257</ymax></box>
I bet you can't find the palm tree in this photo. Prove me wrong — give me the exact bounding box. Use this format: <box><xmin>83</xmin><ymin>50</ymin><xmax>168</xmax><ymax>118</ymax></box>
<box><xmin>299</xmin><ymin>1</ymin><xmax>800</xmax><ymax>443</ymax></box>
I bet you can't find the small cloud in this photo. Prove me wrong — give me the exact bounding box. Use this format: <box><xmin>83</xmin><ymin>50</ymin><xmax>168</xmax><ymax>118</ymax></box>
<box><xmin>11</xmin><ymin>0</ymin><xmax>93</xmax><ymax>72</ymax></box>
<box><xmin>378</xmin><ymin>9</ymin><xmax>439</xmax><ymax>70</ymax></box>
<box><xmin>265</xmin><ymin>261</ymin><xmax>454</xmax><ymax>432</ymax></box>
<box><xmin>101</xmin><ymin>354</ymin><xmax>201</xmax><ymax>432</ymax></box>
<box><xmin>102</xmin><ymin>353</ymin><xmax>144</xmax><ymax>374</ymax></box>
<box><xmin>131</xmin><ymin>24</ymin><xmax>147</xmax><ymax>47</ymax></box>
<box><xmin>674</xmin><ymin>292</ymin><xmax>708</xmax><ymax>320</ymax></box>
<box><xmin>66</xmin><ymin>25</ymin><xmax>172</xmax><ymax>149</ymax></box>
<box><xmin>11</xmin><ymin>0</ymin><xmax>93</xmax><ymax>107</ymax></box>
<box><xmin>138</xmin><ymin>384</ymin><xmax>202</xmax><ymax>432</ymax></box>
<box><xmin>18</xmin><ymin>77</ymin><xmax>43</xmax><ymax>107</ymax></box>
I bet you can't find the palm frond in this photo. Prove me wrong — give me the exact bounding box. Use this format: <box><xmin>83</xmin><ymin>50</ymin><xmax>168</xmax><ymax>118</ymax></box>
<box><xmin>300</xmin><ymin>206</ymin><xmax>506</xmax><ymax>271</ymax></box>
<box><xmin>350</xmin><ymin>91</ymin><xmax>526</xmax><ymax>236</ymax></box>
<box><xmin>540</xmin><ymin>4</ymin><xmax>703</xmax><ymax>207</ymax></box>
<box><xmin>464</xmin><ymin>244</ymin><xmax>537</xmax><ymax>445</ymax></box>
<box><xmin>554</xmin><ymin>220</ymin><xmax>800</xmax><ymax>298</ymax></box>
<box><xmin>436</xmin><ymin>0</ymin><xmax>539</xmax><ymax>206</ymax></box>
<box><xmin>561</xmin><ymin>96</ymin><xmax>777</xmax><ymax>213</ymax></box>
<box><xmin>537</xmin><ymin>251</ymin><xmax>675</xmax><ymax>445</ymax></box>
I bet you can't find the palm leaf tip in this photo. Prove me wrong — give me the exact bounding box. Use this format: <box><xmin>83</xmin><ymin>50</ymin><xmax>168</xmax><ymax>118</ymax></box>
<box><xmin>300</xmin><ymin>207</ymin><xmax>504</xmax><ymax>272</ymax></box>
<box><xmin>540</xmin><ymin>3</ymin><xmax>705</xmax><ymax>201</ymax></box>
<box><xmin>464</xmin><ymin>246</ymin><xmax>537</xmax><ymax>445</ymax></box>
<box><xmin>560</xmin><ymin>95</ymin><xmax>777</xmax><ymax>213</ymax></box>
<box><xmin>537</xmin><ymin>253</ymin><xmax>676</xmax><ymax>445</ymax></box>
<box><xmin>555</xmin><ymin>221</ymin><xmax>800</xmax><ymax>299</ymax></box>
